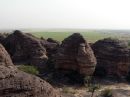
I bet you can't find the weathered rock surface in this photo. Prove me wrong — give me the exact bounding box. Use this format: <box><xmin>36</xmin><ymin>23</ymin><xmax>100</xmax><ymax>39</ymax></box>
<box><xmin>112</xmin><ymin>89</ymin><xmax>130</xmax><ymax>97</ymax></box>
<box><xmin>42</xmin><ymin>38</ymin><xmax>59</xmax><ymax>57</ymax></box>
<box><xmin>2</xmin><ymin>30</ymin><xmax>60</xmax><ymax>69</ymax></box>
<box><xmin>99</xmin><ymin>89</ymin><xmax>130</xmax><ymax>97</ymax></box>
<box><xmin>3</xmin><ymin>30</ymin><xmax>48</xmax><ymax>69</ymax></box>
<box><xmin>47</xmin><ymin>38</ymin><xmax>60</xmax><ymax>45</ymax></box>
<box><xmin>92</xmin><ymin>38</ymin><xmax>130</xmax><ymax>78</ymax></box>
<box><xmin>55</xmin><ymin>33</ymin><xmax>97</xmax><ymax>76</ymax></box>
<box><xmin>0</xmin><ymin>33</ymin><xmax>9</xmax><ymax>44</ymax></box>
<box><xmin>0</xmin><ymin>44</ymin><xmax>62</xmax><ymax>97</ymax></box>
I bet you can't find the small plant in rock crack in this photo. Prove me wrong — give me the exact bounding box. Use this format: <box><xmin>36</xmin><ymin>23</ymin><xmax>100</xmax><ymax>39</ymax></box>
<box><xmin>88</xmin><ymin>84</ymin><xmax>100</xmax><ymax>97</ymax></box>
<box><xmin>84</xmin><ymin>76</ymin><xmax>100</xmax><ymax>97</ymax></box>
<box><xmin>84</xmin><ymin>76</ymin><xmax>92</xmax><ymax>87</ymax></box>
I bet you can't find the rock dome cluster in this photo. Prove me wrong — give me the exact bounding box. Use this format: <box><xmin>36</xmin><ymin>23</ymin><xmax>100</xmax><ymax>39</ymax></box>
<box><xmin>0</xmin><ymin>44</ymin><xmax>61</xmax><ymax>97</ymax></box>
<box><xmin>0</xmin><ymin>30</ymin><xmax>129</xmax><ymax>80</ymax></box>
<box><xmin>0</xmin><ymin>30</ymin><xmax>130</xmax><ymax>96</ymax></box>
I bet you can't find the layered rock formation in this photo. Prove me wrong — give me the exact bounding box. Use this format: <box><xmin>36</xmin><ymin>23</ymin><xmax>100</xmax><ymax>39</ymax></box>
<box><xmin>3</xmin><ymin>30</ymin><xmax>48</xmax><ymax>69</ymax></box>
<box><xmin>42</xmin><ymin>38</ymin><xmax>59</xmax><ymax>57</ymax></box>
<box><xmin>92</xmin><ymin>38</ymin><xmax>130</xmax><ymax>78</ymax></box>
<box><xmin>2</xmin><ymin>30</ymin><xmax>60</xmax><ymax>69</ymax></box>
<box><xmin>55</xmin><ymin>33</ymin><xmax>97</xmax><ymax>76</ymax></box>
<box><xmin>0</xmin><ymin>44</ymin><xmax>61</xmax><ymax>97</ymax></box>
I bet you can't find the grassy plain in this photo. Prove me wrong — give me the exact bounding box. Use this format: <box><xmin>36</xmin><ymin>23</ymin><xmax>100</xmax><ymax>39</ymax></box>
<box><xmin>31</xmin><ymin>31</ymin><xmax>119</xmax><ymax>43</ymax></box>
<box><xmin>31</xmin><ymin>31</ymin><xmax>130</xmax><ymax>43</ymax></box>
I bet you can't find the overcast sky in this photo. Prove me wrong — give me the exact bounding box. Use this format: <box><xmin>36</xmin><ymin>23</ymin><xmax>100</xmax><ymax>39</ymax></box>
<box><xmin>0</xmin><ymin>0</ymin><xmax>130</xmax><ymax>29</ymax></box>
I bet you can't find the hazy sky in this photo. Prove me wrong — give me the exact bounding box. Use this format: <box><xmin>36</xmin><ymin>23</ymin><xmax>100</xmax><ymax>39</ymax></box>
<box><xmin>0</xmin><ymin>0</ymin><xmax>130</xmax><ymax>29</ymax></box>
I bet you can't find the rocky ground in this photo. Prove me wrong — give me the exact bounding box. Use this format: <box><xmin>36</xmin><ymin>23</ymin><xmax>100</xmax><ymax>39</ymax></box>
<box><xmin>58</xmin><ymin>79</ymin><xmax>130</xmax><ymax>97</ymax></box>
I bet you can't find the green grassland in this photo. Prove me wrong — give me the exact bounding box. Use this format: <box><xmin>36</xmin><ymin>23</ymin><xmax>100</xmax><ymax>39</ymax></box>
<box><xmin>31</xmin><ymin>31</ymin><xmax>130</xmax><ymax>43</ymax></box>
<box><xmin>32</xmin><ymin>32</ymin><xmax>120</xmax><ymax>43</ymax></box>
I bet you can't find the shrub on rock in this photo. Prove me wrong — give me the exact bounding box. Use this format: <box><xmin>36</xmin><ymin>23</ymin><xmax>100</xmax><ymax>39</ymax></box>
<box><xmin>17</xmin><ymin>65</ymin><xmax>39</xmax><ymax>75</ymax></box>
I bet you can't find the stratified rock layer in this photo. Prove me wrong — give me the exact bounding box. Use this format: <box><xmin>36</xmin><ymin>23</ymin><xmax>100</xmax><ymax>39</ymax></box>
<box><xmin>92</xmin><ymin>38</ymin><xmax>130</xmax><ymax>78</ymax></box>
<box><xmin>3</xmin><ymin>30</ymin><xmax>48</xmax><ymax>69</ymax></box>
<box><xmin>0</xmin><ymin>44</ymin><xmax>61</xmax><ymax>97</ymax></box>
<box><xmin>42</xmin><ymin>38</ymin><xmax>60</xmax><ymax>57</ymax></box>
<box><xmin>55</xmin><ymin>33</ymin><xmax>97</xmax><ymax>76</ymax></box>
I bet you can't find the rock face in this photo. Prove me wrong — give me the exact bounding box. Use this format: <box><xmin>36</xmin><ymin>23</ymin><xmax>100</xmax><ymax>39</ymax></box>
<box><xmin>0</xmin><ymin>44</ymin><xmax>61</xmax><ymax>97</ymax></box>
<box><xmin>92</xmin><ymin>38</ymin><xmax>130</xmax><ymax>78</ymax></box>
<box><xmin>55</xmin><ymin>33</ymin><xmax>97</xmax><ymax>76</ymax></box>
<box><xmin>47</xmin><ymin>38</ymin><xmax>60</xmax><ymax>45</ymax></box>
<box><xmin>42</xmin><ymin>38</ymin><xmax>60</xmax><ymax>57</ymax></box>
<box><xmin>0</xmin><ymin>33</ymin><xmax>9</xmax><ymax>44</ymax></box>
<box><xmin>3</xmin><ymin>30</ymin><xmax>48</xmax><ymax>69</ymax></box>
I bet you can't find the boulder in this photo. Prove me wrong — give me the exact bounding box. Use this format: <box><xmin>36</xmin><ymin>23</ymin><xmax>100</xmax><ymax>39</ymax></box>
<box><xmin>3</xmin><ymin>30</ymin><xmax>48</xmax><ymax>69</ymax></box>
<box><xmin>0</xmin><ymin>44</ymin><xmax>62</xmax><ymax>97</ymax></box>
<box><xmin>55</xmin><ymin>33</ymin><xmax>97</xmax><ymax>76</ymax></box>
<box><xmin>92</xmin><ymin>38</ymin><xmax>130</xmax><ymax>78</ymax></box>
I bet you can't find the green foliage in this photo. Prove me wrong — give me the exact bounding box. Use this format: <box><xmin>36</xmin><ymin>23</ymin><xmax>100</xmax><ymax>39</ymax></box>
<box><xmin>88</xmin><ymin>84</ymin><xmax>100</xmax><ymax>97</ymax></box>
<box><xmin>18</xmin><ymin>65</ymin><xmax>39</xmax><ymax>75</ymax></box>
<box><xmin>128</xmin><ymin>40</ymin><xmax>130</xmax><ymax>46</ymax></box>
<box><xmin>32</xmin><ymin>32</ymin><xmax>116</xmax><ymax>43</ymax></box>
<box><xmin>84</xmin><ymin>76</ymin><xmax>100</xmax><ymax>97</ymax></box>
<box><xmin>84</xmin><ymin>76</ymin><xmax>92</xmax><ymax>87</ymax></box>
<box><xmin>101</xmin><ymin>89</ymin><xmax>113</xmax><ymax>97</ymax></box>
<box><xmin>88</xmin><ymin>84</ymin><xmax>100</xmax><ymax>92</ymax></box>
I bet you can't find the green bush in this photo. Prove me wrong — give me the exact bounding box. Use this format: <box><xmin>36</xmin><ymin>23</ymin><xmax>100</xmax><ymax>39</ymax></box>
<box><xmin>128</xmin><ymin>41</ymin><xmax>130</xmax><ymax>46</ymax></box>
<box><xmin>84</xmin><ymin>76</ymin><xmax>92</xmax><ymax>87</ymax></box>
<box><xmin>18</xmin><ymin>65</ymin><xmax>39</xmax><ymax>75</ymax></box>
<box><xmin>87</xmin><ymin>84</ymin><xmax>100</xmax><ymax>97</ymax></box>
<box><xmin>101</xmin><ymin>89</ymin><xmax>113</xmax><ymax>97</ymax></box>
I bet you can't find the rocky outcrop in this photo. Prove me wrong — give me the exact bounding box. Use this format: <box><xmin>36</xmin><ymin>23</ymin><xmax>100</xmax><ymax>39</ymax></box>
<box><xmin>55</xmin><ymin>33</ymin><xmax>97</xmax><ymax>76</ymax></box>
<box><xmin>3</xmin><ymin>30</ymin><xmax>48</xmax><ymax>69</ymax></box>
<box><xmin>92</xmin><ymin>38</ymin><xmax>130</xmax><ymax>78</ymax></box>
<box><xmin>47</xmin><ymin>38</ymin><xmax>60</xmax><ymax>45</ymax></box>
<box><xmin>0</xmin><ymin>44</ymin><xmax>62</xmax><ymax>97</ymax></box>
<box><xmin>0</xmin><ymin>33</ymin><xmax>9</xmax><ymax>44</ymax></box>
<box><xmin>2</xmin><ymin>30</ymin><xmax>60</xmax><ymax>69</ymax></box>
<box><xmin>0</xmin><ymin>43</ymin><xmax>14</xmax><ymax>67</ymax></box>
<box><xmin>42</xmin><ymin>38</ymin><xmax>59</xmax><ymax>57</ymax></box>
